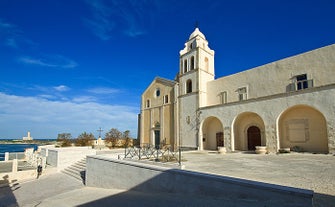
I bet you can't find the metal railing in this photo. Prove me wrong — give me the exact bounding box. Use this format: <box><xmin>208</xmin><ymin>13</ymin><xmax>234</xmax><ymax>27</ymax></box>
<box><xmin>122</xmin><ymin>144</ymin><xmax>180</xmax><ymax>163</ymax></box>
<box><xmin>8</xmin><ymin>152</ymin><xmax>25</xmax><ymax>160</ymax></box>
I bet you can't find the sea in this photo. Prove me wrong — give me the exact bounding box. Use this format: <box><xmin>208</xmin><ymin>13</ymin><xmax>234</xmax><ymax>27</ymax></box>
<box><xmin>0</xmin><ymin>144</ymin><xmax>39</xmax><ymax>161</ymax></box>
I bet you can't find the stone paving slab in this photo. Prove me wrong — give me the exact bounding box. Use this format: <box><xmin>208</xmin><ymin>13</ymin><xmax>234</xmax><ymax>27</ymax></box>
<box><xmin>181</xmin><ymin>151</ymin><xmax>335</xmax><ymax>207</ymax></box>
<box><xmin>0</xmin><ymin>173</ymin><xmax>83</xmax><ymax>207</ymax></box>
<box><xmin>182</xmin><ymin>151</ymin><xmax>335</xmax><ymax>196</ymax></box>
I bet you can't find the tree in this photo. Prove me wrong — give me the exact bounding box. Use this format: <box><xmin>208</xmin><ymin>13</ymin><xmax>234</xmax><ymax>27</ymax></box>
<box><xmin>123</xmin><ymin>130</ymin><xmax>130</xmax><ymax>138</ymax></box>
<box><xmin>57</xmin><ymin>133</ymin><xmax>72</xmax><ymax>147</ymax></box>
<box><xmin>105</xmin><ymin>128</ymin><xmax>122</xmax><ymax>148</ymax></box>
<box><xmin>75</xmin><ymin>132</ymin><xmax>95</xmax><ymax>146</ymax></box>
<box><xmin>123</xmin><ymin>130</ymin><xmax>132</xmax><ymax>147</ymax></box>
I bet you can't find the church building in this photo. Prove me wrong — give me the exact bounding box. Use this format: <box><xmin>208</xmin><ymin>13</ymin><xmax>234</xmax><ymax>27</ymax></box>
<box><xmin>139</xmin><ymin>27</ymin><xmax>335</xmax><ymax>154</ymax></box>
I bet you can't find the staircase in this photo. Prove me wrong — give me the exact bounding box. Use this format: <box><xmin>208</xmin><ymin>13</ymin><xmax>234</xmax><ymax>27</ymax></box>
<box><xmin>62</xmin><ymin>158</ymin><xmax>86</xmax><ymax>184</ymax></box>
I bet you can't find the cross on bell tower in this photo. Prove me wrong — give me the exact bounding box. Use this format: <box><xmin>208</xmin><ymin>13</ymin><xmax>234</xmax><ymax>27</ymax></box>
<box><xmin>97</xmin><ymin>127</ymin><xmax>103</xmax><ymax>138</ymax></box>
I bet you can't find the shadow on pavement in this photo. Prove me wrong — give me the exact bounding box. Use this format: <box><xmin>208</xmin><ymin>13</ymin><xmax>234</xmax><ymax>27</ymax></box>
<box><xmin>79</xmin><ymin>169</ymin><xmax>315</xmax><ymax>207</ymax></box>
<box><xmin>313</xmin><ymin>193</ymin><xmax>335</xmax><ymax>207</ymax></box>
<box><xmin>77</xmin><ymin>188</ymin><xmax>335</xmax><ymax>207</ymax></box>
<box><xmin>77</xmin><ymin>189</ymin><xmax>256</xmax><ymax>207</ymax></box>
<box><xmin>0</xmin><ymin>175</ymin><xmax>19</xmax><ymax>207</ymax></box>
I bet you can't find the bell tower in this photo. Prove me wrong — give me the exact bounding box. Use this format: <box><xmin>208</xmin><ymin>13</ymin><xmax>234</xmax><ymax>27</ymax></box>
<box><xmin>178</xmin><ymin>27</ymin><xmax>215</xmax><ymax>149</ymax></box>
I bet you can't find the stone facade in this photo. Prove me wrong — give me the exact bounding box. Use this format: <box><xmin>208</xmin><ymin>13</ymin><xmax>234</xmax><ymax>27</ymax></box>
<box><xmin>139</xmin><ymin>27</ymin><xmax>335</xmax><ymax>153</ymax></box>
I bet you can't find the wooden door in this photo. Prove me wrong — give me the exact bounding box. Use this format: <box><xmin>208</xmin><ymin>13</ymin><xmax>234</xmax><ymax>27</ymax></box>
<box><xmin>216</xmin><ymin>132</ymin><xmax>224</xmax><ymax>147</ymax></box>
<box><xmin>247</xmin><ymin>126</ymin><xmax>261</xmax><ymax>150</ymax></box>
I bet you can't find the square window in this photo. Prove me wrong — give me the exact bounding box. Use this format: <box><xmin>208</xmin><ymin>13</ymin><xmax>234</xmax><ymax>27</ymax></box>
<box><xmin>236</xmin><ymin>87</ymin><xmax>247</xmax><ymax>101</ymax></box>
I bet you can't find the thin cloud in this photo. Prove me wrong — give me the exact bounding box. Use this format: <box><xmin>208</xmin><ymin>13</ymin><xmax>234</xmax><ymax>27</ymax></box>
<box><xmin>0</xmin><ymin>92</ymin><xmax>138</xmax><ymax>139</ymax></box>
<box><xmin>54</xmin><ymin>85</ymin><xmax>70</xmax><ymax>92</ymax></box>
<box><xmin>0</xmin><ymin>19</ymin><xmax>15</xmax><ymax>29</ymax></box>
<box><xmin>0</xmin><ymin>19</ymin><xmax>75</xmax><ymax>69</ymax></box>
<box><xmin>27</xmin><ymin>85</ymin><xmax>70</xmax><ymax>101</ymax></box>
<box><xmin>38</xmin><ymin>94</ymin><xmax>58</xmax><ymax>100</ymax></box>
<box><xmin>84</xmin><ymin>0</ymin><xmax>158</xmax><ymax>40</ymax></box>
<box><xmin>0</xmin><ymin>18</ymin><xmax>36</xmax><ymax>49</ymax></box>
<box><xmin>5</xmin><ymin>38</ymin><xmax>18</xmax><ymax>48</ymax></box>
<box><xmin>72</xmin><ymin>96</ymin><xmax>97</xmax><ymax>103</ymax></box>
<box><xmin>18</xmin><ymin>55</ymin><xmax>78</xmax><ymax>69</ymax></box>
<box><xmin>87</xmin><ymin>87</ymin><xmax>120</xmax><ymax>94</ymax></box>
<box><xmin>84</xmin><ymin>0</ymin><xmax>114</xmax><ymax>40</ymax></box>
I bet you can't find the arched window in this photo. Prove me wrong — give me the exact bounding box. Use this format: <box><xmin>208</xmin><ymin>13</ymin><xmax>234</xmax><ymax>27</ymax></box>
<box><xmin>184</xmin><ymin>59</ymin><xmax>188</xmax><ymax>73</ymax></box>
<box><xmin>146</xmin><ymin>99</ymin><xmax>150</xmax><ymax>108</ymax></box>
<box><xmin>190</xmin><ymin>56</ymin><xmax>195</xmax><ymax>70</ymax></box>
<box><xmin>186</xmin><ymin>79</ymin><xmax>192</xmax><ymax>93</ymax></box>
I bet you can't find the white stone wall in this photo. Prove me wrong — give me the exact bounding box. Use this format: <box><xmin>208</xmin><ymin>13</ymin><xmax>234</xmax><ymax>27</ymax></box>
<box><xmin>200</xmin><ymin>85</ymin><xmax>335</xmax><ymax>153</ymax></box>
<box><xmin>207</xmin><ymin>44</ymin><xmax>335</xmax><ymax>106</ymax></box>
<box><xmin>47</xmin><ymin>147</ymin><xmax>96</xmax><ymax>171</ymax></box>
<box><xmin>179</xmin><ymin>94</ymin><xmax>199</xmax><ymax>148</ymax></box>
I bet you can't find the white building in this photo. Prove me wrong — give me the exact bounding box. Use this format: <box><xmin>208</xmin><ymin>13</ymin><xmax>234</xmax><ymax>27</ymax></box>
<box><xmin>22</xmin><ymin>131</ymin><xmax>33</xmax><ymax>141</ymax></box>
<box><xmin>139</xmin><ymin>27</ymin><xmax>335</xmax><ymax>154</ymax></box>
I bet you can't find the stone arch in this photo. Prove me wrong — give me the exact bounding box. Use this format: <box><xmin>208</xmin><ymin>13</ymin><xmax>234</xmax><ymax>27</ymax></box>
<box><xmin>278</xmin><ymin>105</ymin><xmax>328</xmax><ymax>153</ymax></box>
<box><xmin>186</xmin><ymin>79</ymin><xmax>192</xmax><ymax>93</ymax></box>
<box><xmin>233</xmin><ymin>112</ymin><xmax>265</xmax><ymax>151</ymax></box>
<box><xmin>201</xmin><ymin>116</ymin><xmax>223</xmax><ymax>150</ymax></box>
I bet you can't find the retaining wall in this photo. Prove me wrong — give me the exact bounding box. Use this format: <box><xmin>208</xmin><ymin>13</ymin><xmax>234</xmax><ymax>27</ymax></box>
<box><xmin>47</xmin><ymin>147</ymin><xmax>96</xmax><ymax>171</ymax></box>
<box><xmin>86</xmin><ymin>155</ymin><xmax>313</xmax><ymax>207</ymax></box>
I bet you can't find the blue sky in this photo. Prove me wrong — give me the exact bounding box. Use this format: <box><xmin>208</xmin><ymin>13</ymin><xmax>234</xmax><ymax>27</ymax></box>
<box><xmin>0</xmin><ymin>0</ymin><xmax>334</xmax><ymax>139</ymax></box>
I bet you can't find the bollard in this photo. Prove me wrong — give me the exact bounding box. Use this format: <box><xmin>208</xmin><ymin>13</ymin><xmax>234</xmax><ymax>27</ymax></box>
<box><xmin>4</xmin><ymin>152</ymin><xmax>9</xmax><ymax>161</ymax></box>
<box><xmin>12</xmin><ymin>159</ymin><xmax>18</xmax><ymax>172</ymax></box>
<box><xmin>139</xmin><ymin>148</ymin><xmax>141</xmax><ymax>160</ymax></box>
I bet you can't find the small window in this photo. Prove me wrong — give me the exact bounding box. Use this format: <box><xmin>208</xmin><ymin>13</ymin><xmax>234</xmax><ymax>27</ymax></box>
<box><xmin>190</xmin><ymin>56</ymin><xmax>195</xmax><ymax>70</ymax></box>
<box><xmin>186</xmin><ymin>79</ymin><xmax>192</xmax><ymax>93</ymax></box>
<box><xmin>155</xmin><ymin>88</ymin><xmax>160</xmax><ymax>97</ymax></box>
<box><xmin>184</xmin><ymin>60</ymin><xmax>188</xmax><ymax>73</ymax></box>
<box><xmin>220</xmin><ymin>91</ymin><xmax>227</xmax><ymax>104</ymax></box>
<box><xmin>164</xmin><ymin>95</ymin><xmax>169</xmax><ymax>104</ymax></box>
<box><xmin>296</xmin><ymin>74</ymin><xmax>308</xmax><ymax>90</ymax></box>
<box><xmin>237</xmin><ymin>87</ymin><xmax>247</xmax><ymax>101</ymax></box>
<box><xmin>146</xmin><ymin>99</ymin><xmax>150</xmax><ymax>108</ymax></box>
<box><xmin>287</xmin><ymin>74</ymin><xmax>313</xmax><ymax>92</ymax></box>
<box><xmin>190</xmin><ymin>41</ymin><xmax>196</xmax><ymax>50</ymax></box>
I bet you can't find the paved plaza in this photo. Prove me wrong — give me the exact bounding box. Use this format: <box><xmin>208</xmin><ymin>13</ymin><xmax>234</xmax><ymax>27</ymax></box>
<box><xmin>0</xmin><ymin>151</ymin><xmax>334</xmax><ymax>207</ymax></box>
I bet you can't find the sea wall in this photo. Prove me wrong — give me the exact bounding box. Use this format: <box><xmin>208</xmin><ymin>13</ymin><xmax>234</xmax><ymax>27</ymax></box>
<box><xmin>86</xmin><ymin>155</ymin><xmax>313</xmax><ymax>207</ymax></box>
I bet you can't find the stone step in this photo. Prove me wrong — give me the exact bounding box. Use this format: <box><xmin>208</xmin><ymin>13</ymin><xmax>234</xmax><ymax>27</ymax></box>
<box><xmin>62</xmin><ymin>158</ymin><xmax>87</xmax><ymax>183</ymax></box>
<box><xmin>63</xmin><ymin>166</ymin><xmax>84</xmax><ymax>175</ymax></box>
<box><xmin>67</xmin><ymin>165</ymin><xmax>85</xmax><ymax>172</ymax></box>
<box><xmin>62</xmin><ymin>169</ymin><xmax>85</xmax><ymax>181</ymax></box>
<box><xmin>75</xmin><ymin>162</ymin><xmax>86</xmax><ymax>168</ymax></box>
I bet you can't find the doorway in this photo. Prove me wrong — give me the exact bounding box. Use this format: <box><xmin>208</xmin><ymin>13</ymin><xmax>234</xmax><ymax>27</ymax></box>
<box><xmin>154</xmin><ymin>130</ymin><xmax>160</xmax><ymax>149</ymax></box>
<box><xmin>247</xmin><ymin>126</ymin><xmax>261</xmax><ymax>150</ymax></box>
<box><xmin>216</xmin><ymin>132</ymin><xmax>224</xmax><ymax>147</ymax></box>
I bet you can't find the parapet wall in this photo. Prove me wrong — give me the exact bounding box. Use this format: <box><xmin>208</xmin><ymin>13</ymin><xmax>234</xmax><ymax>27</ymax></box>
<box><xmin>86</xmin><ymin>156</ymin><xmax>313</xmax><ymax>207</ymax></box>
<box><xmin>47</xmin><ymin>147</ymin><xmax>96</xmax><ymax>171</ymax></box>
